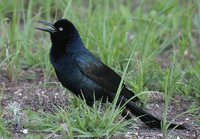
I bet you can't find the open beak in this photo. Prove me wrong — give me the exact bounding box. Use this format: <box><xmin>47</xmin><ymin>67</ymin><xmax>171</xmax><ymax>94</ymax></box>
<box><xmin>35</xmin><ymin>21</ymin><xmax>57</xmax><ymax>33</ymax></box>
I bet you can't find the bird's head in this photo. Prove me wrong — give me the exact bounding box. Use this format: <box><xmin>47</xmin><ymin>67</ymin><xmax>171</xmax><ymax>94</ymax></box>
<box><xmin>36</xmin><ymin>19</ymin><xmax>79</xmax><ymax>45</ymax></box>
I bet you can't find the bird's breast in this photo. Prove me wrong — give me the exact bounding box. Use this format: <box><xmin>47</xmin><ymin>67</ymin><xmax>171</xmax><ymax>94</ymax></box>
<box><xmin>50</xmin><ymin>53</ymin><xmax>109</xmax><ymax>102</ymax></box>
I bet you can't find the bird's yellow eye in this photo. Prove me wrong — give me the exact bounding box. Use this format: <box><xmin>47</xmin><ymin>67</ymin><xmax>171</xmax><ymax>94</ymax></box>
<box><xmin>59</xmin><ymin>27</ymin><xmax>63</xmax><ymax>31</ymax></box>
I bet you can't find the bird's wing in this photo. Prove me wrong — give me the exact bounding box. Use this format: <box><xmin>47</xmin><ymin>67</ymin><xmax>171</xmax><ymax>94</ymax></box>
<box><xmin>76</xmin><ymin>53</ymin><xmax>139</xmax><ymax>102</ymax></box>
<box><xmin>76</xmin><ymin>54</ymin><xmax>122</xmax><ymax>93</ymax></box>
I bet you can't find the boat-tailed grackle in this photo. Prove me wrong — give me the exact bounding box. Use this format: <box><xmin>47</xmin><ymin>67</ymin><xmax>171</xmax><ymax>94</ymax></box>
<box><xmin>36</xmin><ymin>19</ymin><xmax>185</xmax><ymax>129</ymax></box>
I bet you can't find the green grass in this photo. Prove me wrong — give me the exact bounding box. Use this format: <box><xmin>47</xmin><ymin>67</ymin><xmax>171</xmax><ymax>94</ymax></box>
<box><xmin>0</xmin><ymin>0</ymin><xmax>200</xmax><ymax>138</ymax></box>
<box><xmin>26</xmin><ymin>98</ymin><xmax>130</xmax><ymax>138</ymax></box>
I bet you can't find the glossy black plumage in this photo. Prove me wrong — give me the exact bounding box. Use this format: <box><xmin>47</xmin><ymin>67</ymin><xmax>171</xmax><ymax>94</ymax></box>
<box><xmin>36</xmin><ymin>19</ymin><xmax>185</xmax><ymax>129</ymax></box>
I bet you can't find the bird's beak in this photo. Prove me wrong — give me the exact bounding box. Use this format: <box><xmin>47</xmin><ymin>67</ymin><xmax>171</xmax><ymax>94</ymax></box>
<box><xmin>35</xmin><ymin>21</ymin><xmax>57</xmax><ymax>33</ymax></box>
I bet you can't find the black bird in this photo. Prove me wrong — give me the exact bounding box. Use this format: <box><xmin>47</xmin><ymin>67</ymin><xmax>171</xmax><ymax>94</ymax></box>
<box><xmin>36</xmin><ymin>19</ymin><xmax>185</xmax><ymax>129</ymax></box>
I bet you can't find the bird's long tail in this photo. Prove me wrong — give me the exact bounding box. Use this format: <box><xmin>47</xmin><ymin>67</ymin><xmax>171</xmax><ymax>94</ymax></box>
<box><xmin>118</xmin><ymin>96</ymin><xmax>186</xmax><ymax>129</ymax></box>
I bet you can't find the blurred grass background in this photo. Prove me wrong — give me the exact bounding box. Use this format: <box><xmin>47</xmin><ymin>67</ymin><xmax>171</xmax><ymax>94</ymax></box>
<box><xmin>0</xmin><ymin>0</ymin><xmax>200</xmax><ymax>138</ymax></box>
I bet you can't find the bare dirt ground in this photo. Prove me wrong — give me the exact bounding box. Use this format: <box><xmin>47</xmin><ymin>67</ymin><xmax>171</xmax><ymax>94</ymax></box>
<box><xmin>0</xmin><ymin>68</ymin><xmax>200</xmax><ymax>139</ymax></box>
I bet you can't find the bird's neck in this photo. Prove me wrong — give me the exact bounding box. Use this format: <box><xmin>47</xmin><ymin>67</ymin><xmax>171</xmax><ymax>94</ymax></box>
<box><xmin>50</xmin><ymin>36</ymin><xmax>85</xmax><ymax>63</ymax></box>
